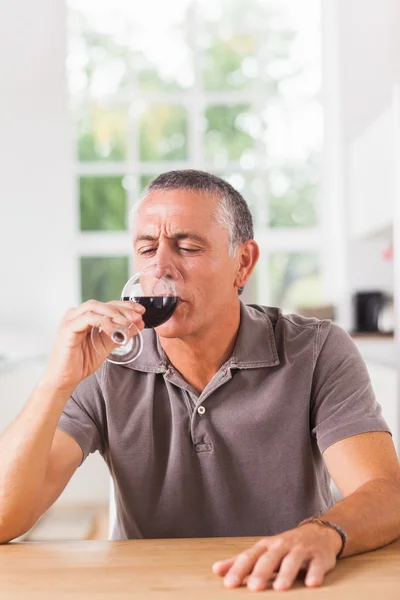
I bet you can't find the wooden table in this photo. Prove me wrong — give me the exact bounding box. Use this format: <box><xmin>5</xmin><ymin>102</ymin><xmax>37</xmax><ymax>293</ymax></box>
<box><xmin>1</xmin><ymin>537</ymin><xmax>399</xmax><ymax>599</ymax></box>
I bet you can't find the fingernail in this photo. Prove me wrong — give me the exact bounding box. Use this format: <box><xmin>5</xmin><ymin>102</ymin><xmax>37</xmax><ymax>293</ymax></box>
<box><xmin>224</xmin><ymin>575</ymin><xmax>240</xmax><ymax>587</ymax></box>
<box><xmin>274</xmin><ymin>578</ymin><xmax>289</xmax><ymax>590</ymax></box>
<box><xmin>248</xmin><ymin>576</ymin><xmax>265</xmax><ymax>591</ymax></box>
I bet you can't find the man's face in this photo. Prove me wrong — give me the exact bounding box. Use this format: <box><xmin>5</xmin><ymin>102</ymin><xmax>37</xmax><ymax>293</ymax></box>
<box><xmin>133</xmin><ymin>188</ymin><xmax>241</xmax><ymax>339</ymax></box>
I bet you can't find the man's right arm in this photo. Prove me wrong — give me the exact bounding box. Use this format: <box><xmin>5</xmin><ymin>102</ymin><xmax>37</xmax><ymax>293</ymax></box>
<box><xmin>0</xmin><ymin>298</ymin><xmax>145</xmax><ymax>543</ymax></box>
<box><xmin>0</xmin><ymin>383</ymin><xmax>83</xmax><ymax>543</ymax></box>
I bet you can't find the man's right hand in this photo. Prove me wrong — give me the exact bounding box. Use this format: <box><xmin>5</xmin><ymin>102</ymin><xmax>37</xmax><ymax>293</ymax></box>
<box><xmin>0</xmin><ymin>298</ymin><xmax>146</xmax><ymax>543</ymax></box>
<box><xmin>41</xmin><ymin>299</ymin><xmax>146</xmax><ymax>394</ymax></box>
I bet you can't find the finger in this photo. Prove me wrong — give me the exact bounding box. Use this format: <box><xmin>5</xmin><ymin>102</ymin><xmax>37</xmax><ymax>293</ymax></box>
<box><xmin>107</xmin><ymin>300</ymin><xmax>146</xmax><ymax>315</ymax></box>
<box><xmin>91</xmin><ymin>319</ymin><xmax>143</xmax><ymax>358</ymax></box>
<box><xmin>103</xmin><ymin>301</ymin><xmax>146</xmax><ymax>328</ymax></box>
<box><xmin>67</xmin><ymin>299</ymin><xmax>145</xmax><ymax>323</ymax></box>
<box><xmin>272</xmin><ymin>551</ymin><xmax>306</xmax><ymax>591</ymax></box>
<box><xmin>212</xmin><ymin>541</ymin><xmax>269</xmax><ymax>576</ymax></box>
<box><xmin>223</xmin><ymin>547</ymin><xmax>266</xmax><ymax>589</ymax></box>
<box><xmin>246</xmin><ymin>550</ymin><xmax>287</xmax><ymax>592</ymax></box>
<box><xmin>212</xmin><ymin>557</ymin><xmax>236</xmax><ymax>576</ymax></box>
<box><xmin>304</xmin><ymin>558</ymin><xmax>327</xmax><ymax>588</ymax></box>
<box><xmin>108</xmin><ymin>300</ymin><xmax>145</xmax><ymax>313</ymax></box>
<box><xmin>67</xmin><ymin>311</ymin><xmax>126</xmax><ymax>335</ymax></box>
<box><xmin>96</xmin><ymin>316</ymin><xmax>137</xmax><ymax>339</ymax></box>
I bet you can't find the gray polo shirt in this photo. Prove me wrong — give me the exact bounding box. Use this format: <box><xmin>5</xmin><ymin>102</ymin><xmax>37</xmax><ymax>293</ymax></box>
<box><xmin>58</xmin><ymin>303</ymin><xmax>390</xmax><ymax>540</ymax></box>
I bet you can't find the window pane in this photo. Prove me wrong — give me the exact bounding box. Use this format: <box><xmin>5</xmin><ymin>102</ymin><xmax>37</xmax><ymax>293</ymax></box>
<box><xmin>199</xmin><ymin>0</ymin><xmax>301</xmax><ymax>93</ymax></box>
<box><xmin>68</xmin><ymin>2</ymin><xmax>193</xmax><ymax>96</ymax></box>
<box><xmin>205</xmin><ymin>105</ymin><xmax>256</xmax><ymax>166</ymax></box>
<box><xmin>139</xmin><ymin>105</ymin><xmax>188</xmax><ymax>161</ymax></box>
<box><xmin>80</xmin><ymin>176</ymin><xmax>126</xmax><ymax>231</ymax></box>
<box><xmin>139</xmin><ymin>174</ymin><xmax>159</xmax><ymax>193</ymax></box>
<box><xmin>138</xmin><ymin>65</ymin><xmax>189</xmax><ymax>93</ymax></box>
<box><xmin>80</xmin><ymin>256</ymin><xmax>129</xmax><ymax>303</ymax></box>
<box><xmin>202</xmin><ymin>31</ymin><xmax>258</xmax><ymax>92</ymax></box>
<box><xmin>268</xmin><ymin>163</ymin><xmax>318</xmax><ymax>228</ymax></box>
<box><xmin>135</xmin><ymin>7</ymin><xmax>192</xmax><ymax>92</ymax></box>
<box><xmin>269</xmin><ymin>253</ymin><xmax>322</xmax><ymax>312</ymax></box>
<box><xmin>68</xmin><ymin>7</ymin><xmax>135</xmax><ymax>97</ymax></box>
<box><xmin>220</xmin><ymin>172</ymin><xmax>264</xmax><ymax>223</ymax></box>
<box><xmin>77</xmin><ymin>104</ymin><xmax>128</xmax><ymax>162</ymax></box>
<box><xmin>263</xmin><ymin>101</ymin><xmax>323</xmax><ymax>163</ymax></box>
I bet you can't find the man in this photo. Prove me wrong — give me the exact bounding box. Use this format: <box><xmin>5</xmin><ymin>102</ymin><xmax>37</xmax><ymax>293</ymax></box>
<box><xmin>0</xmin><ymin>170</ymin><xmax>399</xmax><ymax>592</ymax></box>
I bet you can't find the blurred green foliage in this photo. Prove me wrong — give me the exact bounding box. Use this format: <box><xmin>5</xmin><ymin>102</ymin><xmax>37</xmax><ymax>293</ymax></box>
<box><xmin>139</xmin><ymin>105</ymin><xmax>188</xmax><ymax>161</ymax></box>
<box><xmin>268</xmin><ymin>161</ymin><xmax>319</xmax><ymax>228</ymax></box>
<box><xmin>81</xmin><ymin>256</ymin><xmax>129</xmax><ymax>302</ymax></box>
<box><xmin>203</xmin><ymin>34</ymin><xmax>258</xmax><ymax>92</ymax></box>
<box><xmin>80</xmin><ymin>176</ymin><xmax>126</xmax><ymax>231</ymax></box>
<box><xmin>140</xmin><ymin>174</ymin><xmax>157</xmax><ymax>193</ymax></box>
<box><xmin>77</xmin><ymin>104</ymin><xmax>127</xmax><ymax>162</ymax></box>
<box><xmin>205</xmin><ymin>105</ymin><xmax>254</xmax><ymax>163</ymax></box>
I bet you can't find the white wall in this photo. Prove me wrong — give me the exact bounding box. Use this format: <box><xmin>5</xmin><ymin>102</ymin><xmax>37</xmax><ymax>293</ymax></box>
<box><xmin>333</xmin><ymin>0</ymin><xmax>400</xmax><ymax>453</ymax></box>
<box><xmin>347</xmin><ymin>238</ymin><xmax>393</xmax><ymax>295</ymax></box>
<box><xmin>336</xmin><ymin>0</ymin><xmax>400</xmax><ymax>312</ymax></box>
<box><xmin>0</xmin><ymin>1</ymin><xmax>109</xmax><ymax>504</ymax></box>
<box><xmin>337</xmin><ymin>0</ymin><xmax>400</xmax><ymax>144</ymax></box>
<box><xmin>0</xmin><ymin>0</ymin><xmax>79</xmax><ymax>348</ymax></box>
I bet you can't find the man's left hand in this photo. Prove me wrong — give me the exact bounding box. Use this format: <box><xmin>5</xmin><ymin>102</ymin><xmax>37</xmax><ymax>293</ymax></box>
<box><xmin>212</xmin><ymin>523</ymin><xmax>342</xmax><ymax>592</ymax></box>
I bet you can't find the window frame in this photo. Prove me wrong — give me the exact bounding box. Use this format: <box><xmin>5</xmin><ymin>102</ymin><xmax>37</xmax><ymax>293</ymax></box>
<box><xmin>72</xmin><ymin>0</ymin><xmax>329</xmax><ymax>308</ymax></box>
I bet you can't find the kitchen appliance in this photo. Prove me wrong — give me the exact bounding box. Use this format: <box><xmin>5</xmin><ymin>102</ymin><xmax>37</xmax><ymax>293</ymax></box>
<box><xmin>377</xmin><ymin>296</ymin><xmax>395</xmax><ymax>334</ymax></box>
<box><xmin>353</xmin><ymin>291</ymin><xmax>394</xmax><ymax>334</ymax></box>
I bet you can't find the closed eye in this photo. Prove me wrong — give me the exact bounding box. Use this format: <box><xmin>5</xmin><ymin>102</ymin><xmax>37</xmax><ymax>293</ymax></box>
<box><xmin>179</xmin><ymin>247</ymin><xmax>200</xmax><ymax>253</ymax></box>
<box><xmin>137</xmin><ymin>246</ymin><xmax>201</xmax><ymax>255</ymax></box>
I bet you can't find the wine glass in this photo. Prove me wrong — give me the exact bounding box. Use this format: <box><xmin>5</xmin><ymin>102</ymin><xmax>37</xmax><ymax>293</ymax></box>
<box><xmin>91</xmin><ymin>264</ymin><xmax>181</xmax><ymax>365</ymax></box>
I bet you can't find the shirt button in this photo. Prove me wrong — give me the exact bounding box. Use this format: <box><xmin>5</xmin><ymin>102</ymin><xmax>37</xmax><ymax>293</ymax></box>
<box><xmin>197</xmin><ymin>406</ymin><xmax>206</xmax><ymax>415</ymax></box>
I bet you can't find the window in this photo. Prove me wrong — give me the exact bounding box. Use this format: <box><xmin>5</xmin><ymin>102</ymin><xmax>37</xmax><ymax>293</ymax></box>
<box><xmin>68</xmin><ymin>0</ymin><xmax>323</xmax><ymax>312</ymax></box>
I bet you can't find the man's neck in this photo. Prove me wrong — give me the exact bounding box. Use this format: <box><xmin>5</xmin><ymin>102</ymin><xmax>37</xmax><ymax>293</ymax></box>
<box><xmin>159</xmin><ymin>302</ymin><xmax>241</xmax><ymax>393</ymax></box>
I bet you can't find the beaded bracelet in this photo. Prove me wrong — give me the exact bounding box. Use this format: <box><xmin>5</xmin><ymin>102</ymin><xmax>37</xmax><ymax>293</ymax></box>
<box><xmin>297</xmin><ymin>517</ymin><xmax>347</xmax><ymax>559</ymax></box>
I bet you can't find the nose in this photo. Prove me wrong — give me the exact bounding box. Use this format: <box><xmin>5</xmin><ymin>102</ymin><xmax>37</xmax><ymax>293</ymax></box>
<box><xmin>136</xmin><ymin>237</ymin><xmax>184</xmax><ymax>298</ymax></box>
<box><xmin>153</xmin><ymin>262</ymin><xmax>181</xmax><ymax>283</ymax></box>
<box><xmin>154</xmin><ymin>240</ymin><xmax>179</xmax><ymax>280</ymax></box>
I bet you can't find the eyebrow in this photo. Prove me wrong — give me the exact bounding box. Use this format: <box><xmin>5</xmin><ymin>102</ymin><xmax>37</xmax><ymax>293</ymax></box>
<box><xmin>134</xmin><ymin>232</ymin><xmax>209</xmax><ymax>245</ymax></box>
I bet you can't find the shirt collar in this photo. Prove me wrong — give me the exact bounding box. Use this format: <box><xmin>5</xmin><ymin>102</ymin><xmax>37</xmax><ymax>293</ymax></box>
<box><xmin>119</xmin><ymin>301</ymin><xmax>280</xmax><ymax>373</ymax></box>
<box><xmin>230</xmin><ymin>302</ymin><xmax>280</xmax><ymax>369</ymax></box>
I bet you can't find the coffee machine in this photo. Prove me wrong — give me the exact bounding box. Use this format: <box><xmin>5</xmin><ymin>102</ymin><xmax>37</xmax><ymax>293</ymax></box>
<box><xmin>353</xmin><ymin>291</ymin><xmax>394</xmax><ymax>334</ymax></box>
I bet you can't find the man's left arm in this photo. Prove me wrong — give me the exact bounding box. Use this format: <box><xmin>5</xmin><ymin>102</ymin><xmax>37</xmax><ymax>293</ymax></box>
<box><xmin>212</xmin><ymin>431</ymin><xmax>400</xmax><ymax>592</ymax></box>
<box><xmin>319</xmin><ymin>430</ymin><xmax>400</xmax><ymax>556</ymax></box>
<box><xmin>213</xmin><ymin>321</ymin><xmax>400</xmax><ymax>591</ymax></box>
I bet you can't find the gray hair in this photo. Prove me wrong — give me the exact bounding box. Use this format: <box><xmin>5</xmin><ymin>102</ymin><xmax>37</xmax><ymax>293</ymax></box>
<box><xmin>131</xmin><ymin>169</ymin><xmax>254</xmax><ymax>258</ymax></box>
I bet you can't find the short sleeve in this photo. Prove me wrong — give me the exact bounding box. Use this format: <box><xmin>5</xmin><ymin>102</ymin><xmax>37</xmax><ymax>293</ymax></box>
<box><xmin>311</xmin><ymin>323</ymin><xmax>391</xmax><ymax>454</ymax></box>
<box><xmin>57</xmin><ymin>370</ymin><xmax>108</xmax><ymax>464</ymax></box>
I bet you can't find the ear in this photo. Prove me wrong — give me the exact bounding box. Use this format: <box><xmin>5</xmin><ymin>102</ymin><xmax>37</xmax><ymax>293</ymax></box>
<box><xmin>234</xmin><ymin>240</ymin><xmax>260</xmax><ymax>290</ymax></box>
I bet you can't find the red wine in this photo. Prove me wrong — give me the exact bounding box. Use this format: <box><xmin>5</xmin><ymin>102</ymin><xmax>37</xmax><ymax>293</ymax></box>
<box><xmin>123</xmin><ymin>296</ymin><xmax>179</xmax><ymax>328</ymax></box>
